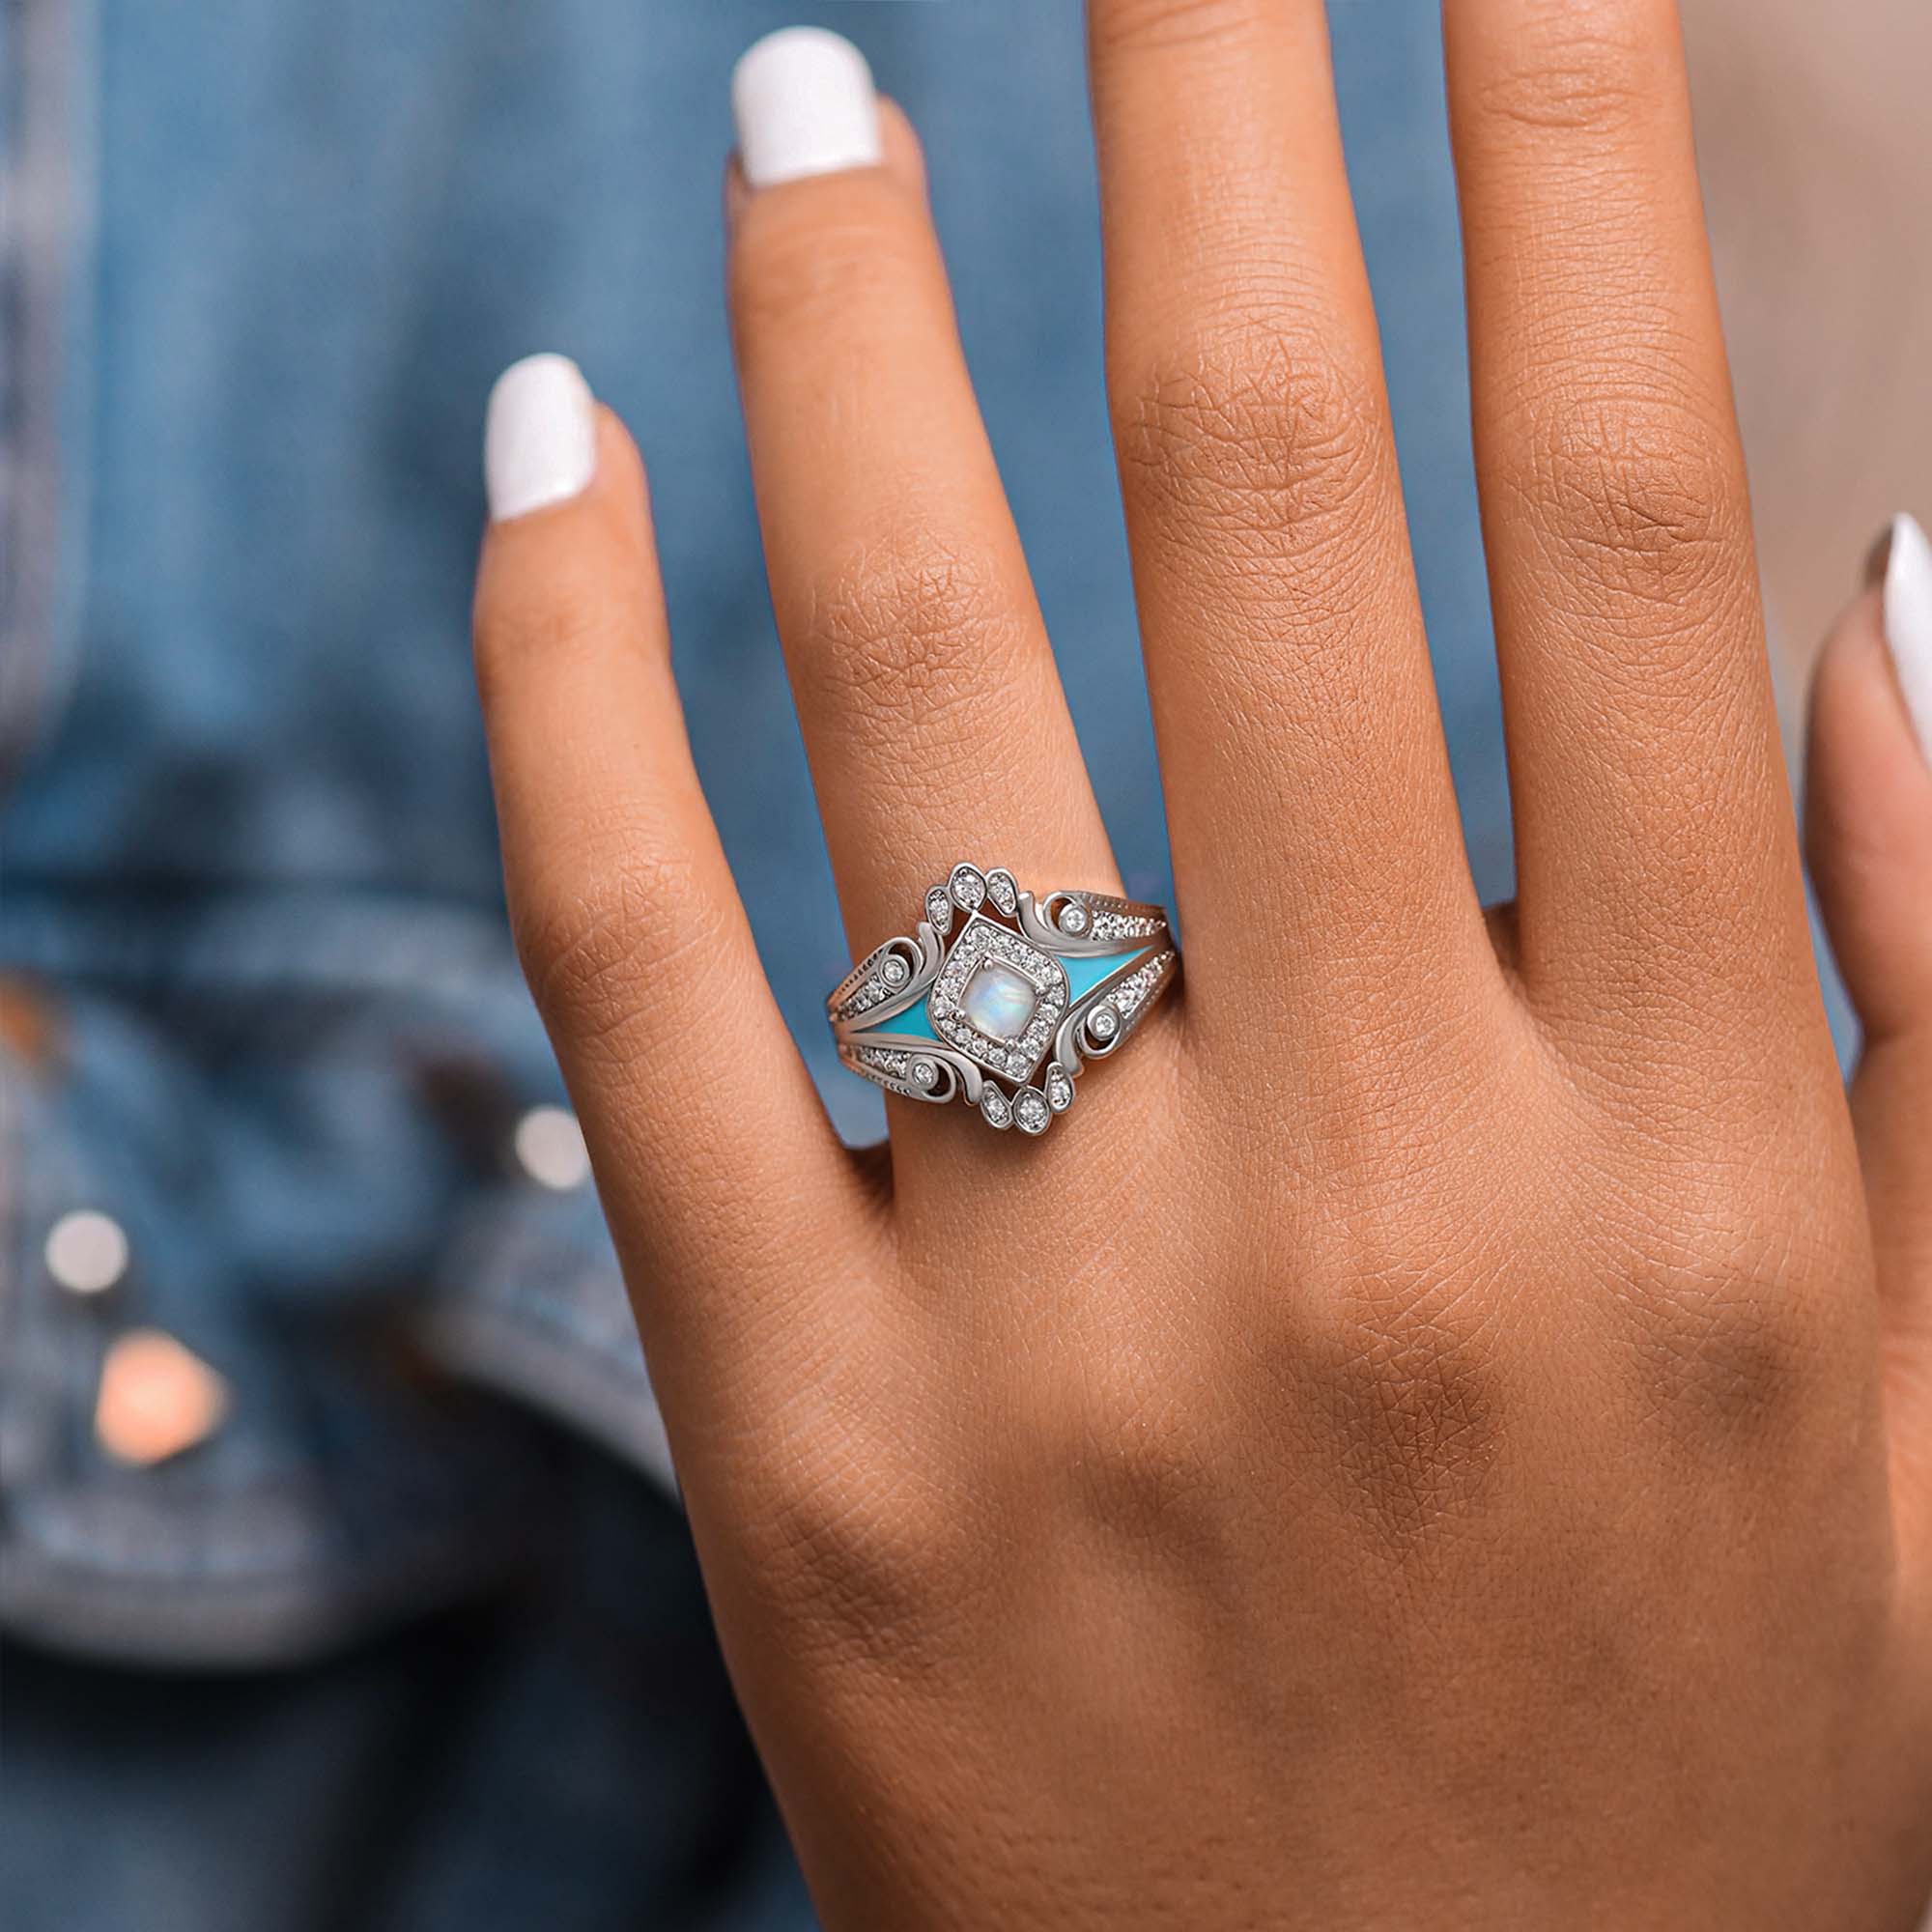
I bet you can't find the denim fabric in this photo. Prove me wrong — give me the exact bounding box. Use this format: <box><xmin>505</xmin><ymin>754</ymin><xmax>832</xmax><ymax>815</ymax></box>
<box><xmin>0</xmin><ymin>1</ymin><xmax>1525</xmax><ymax>1925</ymax></box>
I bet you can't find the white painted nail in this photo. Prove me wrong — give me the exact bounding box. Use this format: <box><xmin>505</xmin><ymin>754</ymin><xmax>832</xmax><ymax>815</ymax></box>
<box><xmin>732</xmin><ymin>27</ymin><xmax>881</xmax><ymax>189</ymax></box>
<box><xmin>485</xmin><ymin>354</ymin><xmax>596</xmax><ymax>522</ymax></box>
<box><xmin>1880</xmin><ymin>512</ymin><xmax>1932</xmax><ymax>763</ymax></box>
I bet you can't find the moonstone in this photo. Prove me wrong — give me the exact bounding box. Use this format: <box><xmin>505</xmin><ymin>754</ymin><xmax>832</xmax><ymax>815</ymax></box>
<box><xmin>961</xmin><ymin>958</ymin><xmax>1037</xmax><ymax>1040</ymax></box>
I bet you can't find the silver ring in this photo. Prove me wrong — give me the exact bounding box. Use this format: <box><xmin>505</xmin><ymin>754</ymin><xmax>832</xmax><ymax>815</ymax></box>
<box><xmin>827</xmin><ymin>863</ymin><xmax>1179</xmax><ymax>1135</ymax></box>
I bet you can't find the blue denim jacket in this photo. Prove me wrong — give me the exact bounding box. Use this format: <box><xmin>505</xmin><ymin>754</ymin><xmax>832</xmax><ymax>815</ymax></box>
<box><xmin>0</xmin><ymin>2</ymin><xmax>1520</xmax><ymax>1923</ymax></box>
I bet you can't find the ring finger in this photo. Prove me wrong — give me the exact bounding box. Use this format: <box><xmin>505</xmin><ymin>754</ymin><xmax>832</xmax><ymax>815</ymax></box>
<box><xmin>727</xmin><ymin>31</ymin><xmax>1122</xmax><ymax>1001</ymax></box>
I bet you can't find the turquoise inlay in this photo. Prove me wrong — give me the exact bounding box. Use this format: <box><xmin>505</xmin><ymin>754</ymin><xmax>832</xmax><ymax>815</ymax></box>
<box><xmin>864</xmin><ymin>946</ymin><xmax>1150</xmax><ymax>1047</ymax></box>
<box><xmin>1062</xmin><ymin>947</ymin><xmax>1149</xmax><ymax>1003</ymax></box>
<box><xmin>880</xmin><ymin>998</ymin><xmax>939</xmax><ymax>1042</ymax></box>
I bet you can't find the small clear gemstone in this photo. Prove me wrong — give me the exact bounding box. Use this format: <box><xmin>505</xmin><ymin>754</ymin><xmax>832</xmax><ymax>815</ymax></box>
<box><xmin>1059</xmin><ymin>901</ymin><xmax>1090</xmax><ymax>936</ymax></box>
<box><xmin>925</xmin><ymin>888</ymin><xmax>954</xmax><ymax>936</ymax></box>
<box><xmin>949</xmin><ymin>864</ymin><xmax>987</xmax><ymax>911</ymax></box>
<box><xmin>1044</xmin><ymin>1065</ymin><xmax>1074</xmax><ymax>1112</ymax></box>
<box><xmin>980</xmin><ymin>1085</ymin><xmax>1012</xmax><ymax>1129</ymax></box>
<box><xmin>1089</xmin><ymin>1005</ymin><xmax>1119</xmax><ymax>1042</ymax></box>
<box><xmin>910</xmin><ymin>1057</ymin><xmax>937</xmax><ymax>1090</ymax></box>
<box><xmin>1014</xmin><ymin>1089</ymin><xmax>1051</xmax><ymax>1135</ymax></box>
<box><xmin>881</xmin><ymin>954</ymin><xmax>909</xmax><ymax>988</ymax></box>
<box><xmin>961</xmin><ymin>958</ymin><xmax>1038</xmax><ymax>1041</ymax></box>
<box><xmin>985</xmin><ymin>869</ymin><xmax>1018</xmax><ymax>916</ymax></box>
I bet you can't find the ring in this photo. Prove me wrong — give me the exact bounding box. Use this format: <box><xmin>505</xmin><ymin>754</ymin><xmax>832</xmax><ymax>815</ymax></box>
<box><xmin>827</xmin><ymin>863</ymin><xmax>1179</xmax><ymax>1135</ymax></box>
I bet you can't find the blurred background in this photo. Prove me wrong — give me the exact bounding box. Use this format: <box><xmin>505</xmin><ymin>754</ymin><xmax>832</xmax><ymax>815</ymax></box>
<box><xmin>0</xmin><ymin>3</ymin><xmax>1925</xmax><ymax>1927</ymax></box>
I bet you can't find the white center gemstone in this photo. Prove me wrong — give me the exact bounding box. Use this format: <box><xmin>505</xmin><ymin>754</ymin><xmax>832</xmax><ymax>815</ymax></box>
<box><xmin>960</xmin><ymin>959</ymin><xmax>1038</xmax><ymax>1040</ymax></box>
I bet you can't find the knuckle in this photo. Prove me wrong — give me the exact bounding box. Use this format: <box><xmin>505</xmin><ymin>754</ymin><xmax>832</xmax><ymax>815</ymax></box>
<box><xmin>474</xmin><ymin>563</ymin><xmax>627</xmax><ymax>710</ymax></box>
<box><xmin>744</xmin><ymin>1431</ymin><xmax>972</xmax><ymax>1674</ymax></box>
<box><xmin>510</xmin><ymin>842</ymin><xmax>716</xmax><ymax>1044</ymax></box>
<box><xmin>1500</xmin><ymin>383</ymin><xmax>1749</xmax><ymax>615</ymax></box>
<box><xmin>1092</xmin><ymin>0</ymin><xmax>1264</xmax><ymax>58</ymax></box>
<box><xmin>1289</xmin><ymin>1199</ymin><xmax>1511</xmax><ymax>1555</ymax></box>
<box><xmin>1471</xmin><ymin>7</ymin><xmax>1657</xmax><ymax>140</ymax></box>
<box><xmin>1611</xmin><ymin>1188</ymin><xmax>1845</xmax><ymax>1445</ymax></box>
<box><xmin>1041</xmin><ymin>1346</ymin><xmax>1222</xmax><ymax>1548</ymax></box>
<box><xmin>1114</xmin><ymin>320</ymin><xmax>1385</xmax><ymax>545</ymax></box>
<box><xmin>731</xmin><ymin>188</ymin><xmax>921</xmax><ymax>346</ymax></box>
<box><xmin>790</xmin><ymin>524</ymin><xmax>1030</xmax><ymax>734</ymax></box>
<box><xmin>1310</xmin><ymin>1290</ymin><xmax>1507</xmax><ymax>1556</ymax></box>
<box><xmin>1627</xmin><ymin>1270</ymin><xmax>1826</xmax><ymax>1450</ymax></box>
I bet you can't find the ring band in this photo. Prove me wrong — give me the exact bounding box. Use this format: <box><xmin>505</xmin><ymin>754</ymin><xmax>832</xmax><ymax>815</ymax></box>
<box><xmin>827</xmin><ymin>863</ymin><xmax>1179</xmax><ymax>1135</ymax></box>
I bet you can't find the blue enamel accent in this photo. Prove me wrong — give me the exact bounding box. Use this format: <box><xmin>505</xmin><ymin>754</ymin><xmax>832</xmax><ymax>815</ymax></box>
<box><xmin>1062</xmin><ymin>947</ymin><xmax>1148</xmax><ymax>1003</ymax></box>
<box><xmin>864</xmin><ymin>946</ymin><xmax>1149</xmax><ymax>1048</ymax></box>
<box><xmin>882</xmin><ymin>1000</ymin><xmax>939</xmax><ymax>1042</ymax></box>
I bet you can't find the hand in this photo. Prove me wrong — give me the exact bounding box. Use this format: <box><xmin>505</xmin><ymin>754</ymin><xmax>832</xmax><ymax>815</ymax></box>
<box><xmin>470</xmin><ymin>7</ymin><xmax>1932</xmax><ymax>1925</ymax></box>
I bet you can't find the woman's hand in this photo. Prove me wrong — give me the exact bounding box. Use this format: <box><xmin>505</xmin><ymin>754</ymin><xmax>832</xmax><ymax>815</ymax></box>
<box><xmin>471</xmin><ymin>6</ymin><xmax>1932</xmax><ymax>1924</ymax></box>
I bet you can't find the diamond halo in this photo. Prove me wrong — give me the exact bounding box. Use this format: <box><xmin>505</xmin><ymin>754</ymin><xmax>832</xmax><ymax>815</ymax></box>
<box><xmin>828</xmin><ymin>865</ymin><xmax>1179</xmax><ymax>1136</ymax></box>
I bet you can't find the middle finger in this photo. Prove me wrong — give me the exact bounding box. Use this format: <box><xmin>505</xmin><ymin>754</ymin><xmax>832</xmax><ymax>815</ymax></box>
<box><xmin>1089</xmin><ymin>0</ymin><xmax>1495</xmax><ymax>1060</ymax></box>
<box><xmin>728</xmin><ymin>33</ymin><xmax>1122</xmax><ymax>973</ymax></box>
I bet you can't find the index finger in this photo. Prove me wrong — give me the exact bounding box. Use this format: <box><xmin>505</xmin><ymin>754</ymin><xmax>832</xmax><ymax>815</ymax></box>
<box><xmin>475</xmin><ymin>359</ymin><xmax>881</xmax><ymax>1417</ymax></box>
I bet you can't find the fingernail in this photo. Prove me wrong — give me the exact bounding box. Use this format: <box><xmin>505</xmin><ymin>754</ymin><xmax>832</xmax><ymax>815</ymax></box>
<box><xmin>485</xmin><ymin>354</ymin><xmax>596</xmax><ymax>522</ymax></box>
<box><xmin>1868</xmin><ymin>512</ymin><xmax>1932</xmax><ymax>763</ymax></box>
<box><xmin>731</xmin><ymin>27</ymin><xmax>881</xmax><ymax>189</ymax></box>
